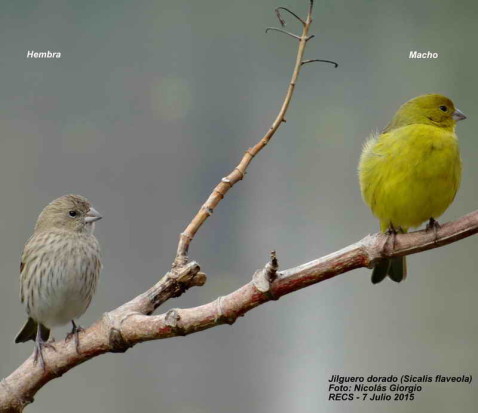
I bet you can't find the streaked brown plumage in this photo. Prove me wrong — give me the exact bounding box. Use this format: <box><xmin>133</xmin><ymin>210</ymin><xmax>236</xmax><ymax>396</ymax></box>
<box><xmin>15</xmin><ymin>195</ymin><xmax>102</xmax><ymax>367</ymax></box>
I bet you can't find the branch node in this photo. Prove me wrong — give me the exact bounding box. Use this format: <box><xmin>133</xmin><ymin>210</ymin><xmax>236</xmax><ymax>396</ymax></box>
<box><xmin>108</xmin><ymin>328</ymin><xmax>131</xmax><ymax>353</ymax></box>
<box><xmin>169</xmin><ymin>261</ymin><xmax>201</xmax><ymax>282</ymax></box>
<box><xmin>190</xmin><ymin>271</ymin><xmax>207</xmax><ymax>287</ymax></box>
<box><xmin>245</xmin><ymin>148</ymin><xmax>255</xmax><ymax>158</ymax></box>
<box><xmin>144</xmin><ymin>261</ymin><xmax>203</xmax><ymax>309</ymax></box>
<box><xmin>305</xmin><ymin>34</ymin><xmax>315</xmax><ymax>41</ymax></box>
<box><xmin>201</xmin><ymin>205</ymin><xmax>214</xmax><ymax>216</ymax></box>
<box><xmin>165</xmin><ymin>309</ymin><xmax>180</xmax><ymax>326</ymax></box>
<box><xmin>165</xmin><ymin>309</ymin><xmax>186</xmax><ymax>335</ymax></box>
<box><xmin>104</xmin><ymin>312</ymin><xmax>133</xmax><ymax>353</ymax></box>
<box><xmin>172</xmin><ymin>256</ymin><xmax>187</xmax><ymax>269</ymax></box>
<box><xmin>252</xmin><ymin>269</ymin><xmax>267</xmax><ymax>292</ymax></box>
<box><xmin>252</xmin><ymin>251</ymin><xmax>279</xmax><ymax>295</ymax></box>
<box><xmin>213</xmin><ymin>189</ymin><xmax>225</xmax><ymax>199</ymax></box>
<box><xmin>214</xmin><ymin>296</ymin><xmax>237</xmax><ymax>325</ymax></box>
<box><xmin>180</xmin><ymin>232</ymin><xmax>193</xmax><ymax>241</ymax></box>
<box><xmin>214</xmin><ymin>296</ymin><xmax>225</xmax><ymax>322</ymax></box>
<box><xmin>234</xmin><ymin>167</ymin><xmax>245</xmax><ymax>180</ymax></box>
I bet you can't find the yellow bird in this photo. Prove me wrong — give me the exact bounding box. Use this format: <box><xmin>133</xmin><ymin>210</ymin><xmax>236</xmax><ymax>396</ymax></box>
<box><xmin>358</xmin><ymin>94</ymin><xmax>466</xmax><ymax>283</ymax></box>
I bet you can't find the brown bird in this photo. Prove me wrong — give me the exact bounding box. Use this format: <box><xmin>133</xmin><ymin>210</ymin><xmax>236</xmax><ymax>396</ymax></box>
<box><xmin>15</xmin><ymin>195</ymin><xmax>102</xmax><ymax>368</ymax></box>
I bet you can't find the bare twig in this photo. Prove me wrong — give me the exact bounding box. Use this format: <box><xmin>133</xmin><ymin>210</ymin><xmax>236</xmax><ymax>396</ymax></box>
<box><xmin>2</xmin><ymin>211</ymin><xmax>478</xmax><ymax>411</ymax></box>
<box><xmin>265</xmin><ymin>27</ymin><xmax>302</xmax><ymax>40</ymax></box>
<box><xmin>276</xmin><ymin>7</ymin><xmax>306</xmax><ymax>26</ymax></box>
<box><xmin>302</xmin><ymin>58</ymin><xmax>339</xmax><ymax>68</ymax></box>
<box><xmin>174</xmin><ymin>3</ymin><xmax>315</xmax><ymax>266</ymax></box>
<box><xmin>253</xmin><ymin>250</ymin><xmax>279</xmax><ymax>295</ymax></box>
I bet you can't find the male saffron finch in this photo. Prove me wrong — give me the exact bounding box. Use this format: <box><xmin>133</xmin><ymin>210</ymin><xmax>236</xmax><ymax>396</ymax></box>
<box><xmin>358</xmin><ymin>94</ymin><xmax>466</xmax><ymax>283</ymax></box>
<box><xmin>15</xmin><ymin>195</ymin><xmax>102</xmax><ymax>367</ymax></box>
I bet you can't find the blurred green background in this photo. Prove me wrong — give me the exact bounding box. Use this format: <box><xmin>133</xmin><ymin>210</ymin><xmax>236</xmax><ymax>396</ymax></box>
<box><xmin>1</xmin><ymin>0</ymin><xmax>477</xmax><ymax>412</ymax></box>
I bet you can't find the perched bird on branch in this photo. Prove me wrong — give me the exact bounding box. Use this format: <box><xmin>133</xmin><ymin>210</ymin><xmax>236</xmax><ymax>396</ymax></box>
<box><xmin>15</xmin><ymin>195</ymin><xmax>102</xmax><ymax>367</ymax></box>
<box><xmin>359</xmin><ymin>94</ymin><xmax>466</xmax><ymax>283</ymax></box>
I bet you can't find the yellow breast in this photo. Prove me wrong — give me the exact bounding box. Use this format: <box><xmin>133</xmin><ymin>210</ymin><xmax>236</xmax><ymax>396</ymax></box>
<box><xmin>358</xmin><ymin>124</ymin><xmax>461</xmax><ymax>231</ymax></box>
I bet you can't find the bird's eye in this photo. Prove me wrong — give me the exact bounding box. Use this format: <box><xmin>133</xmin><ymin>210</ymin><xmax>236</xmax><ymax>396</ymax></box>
<box><xmin>439</xmin><ymin>106</ymin><xmax>448</xmax><ymax>112</ymax></box>
<box><xmin>69</xmin><ymin>210</ymin><xmax>77</xmax><ymax>217</ymax></box>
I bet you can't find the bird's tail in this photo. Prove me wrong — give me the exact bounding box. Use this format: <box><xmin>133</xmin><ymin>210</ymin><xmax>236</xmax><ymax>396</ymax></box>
<box><xmin>371</xmin><ymin>256</ymin><xmax>407</xmax><ymax>284</ymax></box>
<box><xmin>14</xmin><ymin>317</ymin><xmax>50</xmax><ymax>343</ymax></box>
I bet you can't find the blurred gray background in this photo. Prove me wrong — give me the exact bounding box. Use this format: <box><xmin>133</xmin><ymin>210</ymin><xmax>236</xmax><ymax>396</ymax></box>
<box><xmin>1</xmin><ymin>0</ymin><xmax>477</xmax><ymax>412</ymax></box>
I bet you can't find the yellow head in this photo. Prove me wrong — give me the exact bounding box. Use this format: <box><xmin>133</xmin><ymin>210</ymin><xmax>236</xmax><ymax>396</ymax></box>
<box><xmin>384</xmin><ymin>94</ymin><xmax>466</xmax><ymax>132</ymax></box>
<box><xmin>35</xmin><ymin>194</ymin><xmax>102</xmax><ymax>234</ymax></box>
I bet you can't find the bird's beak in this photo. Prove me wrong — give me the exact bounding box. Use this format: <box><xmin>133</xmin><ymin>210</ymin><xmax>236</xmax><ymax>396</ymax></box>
<box><xmin>452</xmin><ymin>108</ymin><xmax>467</xmax><ymax>121</ymax></box>
<box><xmin>85</xmin><ymin>207</ymin><xmax>102</xmax><ymax>223</ymax></box>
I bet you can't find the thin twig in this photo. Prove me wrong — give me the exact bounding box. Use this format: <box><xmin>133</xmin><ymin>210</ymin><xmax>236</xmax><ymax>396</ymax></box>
<box><xmin>174</xmin><ymin>3</ymin><xmax>315</xmax><ymax>266</ymax></box>
<box><xmin>275</xmin><ymin>7</ymin><xmax>306</xmax><ymax>26</ymax></box>
<box><xmin>265</xmin><ymin>27</ymin><xmax>302</xmax><ymax>40</ymax></box>
<box><xmin>302</xmin><ymin>59</ymin><xmax>339</xmax><ymax>68</ymax></box>
<box><xmin>275</xmin><ymin>8</ymin><xmax>286</xmax><ymax>27</ymax></box>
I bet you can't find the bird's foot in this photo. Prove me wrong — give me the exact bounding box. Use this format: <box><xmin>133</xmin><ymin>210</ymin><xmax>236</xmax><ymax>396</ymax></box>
<box><xmin>33</xmin><ymin>340</ymin><xmax>56</xmax><ymax>370</ymax></box>
<box><xmin>426</xmin><ymin>218</ymin><xmax>441</xmax><ymax>241</ymax></box>
<box><xmin>66</xmin><ymin>321</ymin><xmax>84</xmax><ymax>354</ymax></box>
<box><xmin>383</xmin><ymin>225</ymin><xmax>403</xmax><ymax>253</ymax></box>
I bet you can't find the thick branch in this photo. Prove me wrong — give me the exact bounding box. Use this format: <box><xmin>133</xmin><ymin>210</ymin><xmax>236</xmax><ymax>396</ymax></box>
<box><xmin>2</xmin><ymin>210</ymin><xmax>478</xmax><ymax>412</ymax></box>
<box><xmin>173</xmin><ymin>3</ymin><xmax>315</xmax><ymax>266</ymax></box>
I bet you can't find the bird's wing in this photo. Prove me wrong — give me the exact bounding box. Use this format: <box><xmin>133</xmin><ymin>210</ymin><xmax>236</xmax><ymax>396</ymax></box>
<box><xmin>19</xmin><ymin>232</ymin><xmax>48</xmax><ymax>303</ymax></box>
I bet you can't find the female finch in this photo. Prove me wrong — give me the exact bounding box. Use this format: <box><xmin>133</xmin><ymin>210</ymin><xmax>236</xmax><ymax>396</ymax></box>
<box><xmin>15</xmin><ymin>195</ymin><xmax>102</xmax><ymax>367</ymax></box>
<box><xmin>359</xmin><ymin>94</ymin><xmax>465</xmax><ymax>284</ymax></box>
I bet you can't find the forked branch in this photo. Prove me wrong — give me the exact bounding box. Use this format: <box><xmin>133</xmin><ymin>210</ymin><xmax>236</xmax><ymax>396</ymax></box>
<box><xmin>173</xmin><ymin>0</ymin><xmax>335</xmax><ymax>267</ymax></box>
<box><xmin>2</xmin><ymin>210</ymin><xmax>478</xmax><ymax>412</ymax></box>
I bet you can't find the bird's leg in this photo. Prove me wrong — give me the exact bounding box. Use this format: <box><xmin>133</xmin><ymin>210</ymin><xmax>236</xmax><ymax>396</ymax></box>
<box><xmin>66</xmin><ymin>320</ymin><xmax>84</xmax><ymax>354</ymax></box>
<box><xmin>33</xmin><ymin>326</ymin><xmax>56</xmax><ymax>370</ymax></box>
<box><xmin>383</xmin><ymin>224</ymin><xmax>399</xmax><ymax>253</ymax></box>
<box><xmin>426</xmin><ymin>217</ymin><xmax>441</xmax><ymax>241</ymax></box>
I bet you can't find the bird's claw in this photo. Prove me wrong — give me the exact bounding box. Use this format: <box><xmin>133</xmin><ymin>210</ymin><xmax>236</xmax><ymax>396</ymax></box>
<box><xmin>426</xmin><ymin>218</ymin><xmax>441</xmax><ymax>241</ymax></box>
<box><xmin>383</xmin><ymin>225</ymin><xmax>401</xmax><ymax>252</ymax></box>
<box><xmin>66</xmin><ymin>322</ymin><xmax>84</xmax><ymax>354</ymax></box>
<box><xmin>33</xmin><ymin>340</ymin><xmax>56</xmax><ymax>370</ymax></box>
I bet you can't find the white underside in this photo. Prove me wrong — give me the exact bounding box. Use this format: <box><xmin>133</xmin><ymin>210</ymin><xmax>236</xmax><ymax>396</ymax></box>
<box><xmin>30</xmin><ymin>277</ymin><xmax>92</xmax><ymax>327</ymax></box>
